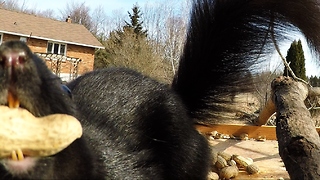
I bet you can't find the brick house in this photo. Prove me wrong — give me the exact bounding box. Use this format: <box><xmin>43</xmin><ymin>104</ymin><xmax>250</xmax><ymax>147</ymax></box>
<box><xmin>0</xmin><ymin>8</ymin><xmax>104</xmax><ymax>81</ymax></box>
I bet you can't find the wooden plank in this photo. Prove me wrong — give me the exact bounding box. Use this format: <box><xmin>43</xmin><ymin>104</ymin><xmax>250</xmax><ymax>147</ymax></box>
<box><xmin>196</xmin><ymin>124</ymin><xmax>320</xmax><ymax>140</ymax></box>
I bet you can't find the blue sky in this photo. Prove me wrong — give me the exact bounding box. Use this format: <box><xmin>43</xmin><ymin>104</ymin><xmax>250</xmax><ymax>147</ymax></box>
<box><xmin>26</xmin><ymin>0</ymin><xmax>166</xmax><ymax>15</ymax></box>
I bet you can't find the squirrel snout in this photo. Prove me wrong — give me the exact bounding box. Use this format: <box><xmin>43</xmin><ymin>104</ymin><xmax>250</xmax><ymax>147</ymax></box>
<box><xmin>1</xmin><ymin>51</ymin><xmax>26</xmax><ymax>69</ymax></box>
<box><xmin>0</xmin><ymin>50</ymin><xmax>27</xmax><ymax>84</ymax></box>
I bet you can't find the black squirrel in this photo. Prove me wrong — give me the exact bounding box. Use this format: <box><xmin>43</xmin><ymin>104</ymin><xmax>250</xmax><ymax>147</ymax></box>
<box><xmin>1</xmin><ymin>0</ymin><xmax>320</xmax><ymax>179</ymax></box>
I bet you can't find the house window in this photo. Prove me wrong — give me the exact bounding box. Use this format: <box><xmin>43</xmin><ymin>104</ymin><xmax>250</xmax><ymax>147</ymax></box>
<box><xmin>47</xmin><ymin>42</ymin><xmax>66</xmax><ymax>55</ymax></box>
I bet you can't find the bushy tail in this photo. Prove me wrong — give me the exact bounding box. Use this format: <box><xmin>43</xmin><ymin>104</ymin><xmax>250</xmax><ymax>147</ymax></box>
<box><xmin>172</xmin><ymin>0</ymin><xmax>320</xmax><ymax>124</ymax></box>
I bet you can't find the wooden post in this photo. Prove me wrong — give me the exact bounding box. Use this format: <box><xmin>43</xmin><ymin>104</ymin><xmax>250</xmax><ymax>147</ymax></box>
<box><xmin>271</xmin><ymin>76</ymin><xmax>320</xmax><ymax>179</ymax></box>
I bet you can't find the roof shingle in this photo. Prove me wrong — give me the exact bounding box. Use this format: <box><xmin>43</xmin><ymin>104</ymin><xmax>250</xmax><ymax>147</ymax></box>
<box><xmin>0</xmin><ymin>8</ymin><xmax>104</xmax><ymax>48</ymax></box>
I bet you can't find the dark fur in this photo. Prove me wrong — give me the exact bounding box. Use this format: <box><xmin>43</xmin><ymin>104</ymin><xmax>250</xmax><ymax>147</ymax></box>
<box><xmin>0</xmin><ymin>41</ymin><xmax>100</xmax><ymax>179</ymax></box>
<box><xmin>173</xmin><ymin>0</ymin><xmax>320</xmax><ymax>123</ymax></box>
<box><xmin>1</xmin><ymin>0</ymin><xmax>320</xmax><ymax>179</ymax></box>
<box><xmin>67</xmin><ymin>68</ymin><xmax>210</xmax><ymax>179</ymax></box>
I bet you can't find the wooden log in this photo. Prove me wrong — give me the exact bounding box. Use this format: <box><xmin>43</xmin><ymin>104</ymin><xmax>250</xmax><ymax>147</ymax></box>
<box><xmin>256</xmin><ymin>98</ymin><xmax>276</xmax><ymax>125</ymax></box>
<box><xmin>271</xmin><ymin>76</ymin><xmax>320</xmax><ymax>180</ymax></box>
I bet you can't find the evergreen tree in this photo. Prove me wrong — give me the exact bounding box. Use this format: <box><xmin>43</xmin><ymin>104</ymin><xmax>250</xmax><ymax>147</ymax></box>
<box><xmin>124</xmin><ymin>5</ymin><xmax>148</xmax><ymax>38</ymax></box>
<box><xmin>309</xmin><ymin>75</ymin><xmax>315</xmax><ymax>86</ymax></box>
<box><xmin>283</xmin><ymin>39</ymin><xmax>307</xmax><ymax>81</ymax></box>
<box><xmin>95</xmin><ymin>5</ymin><xmax>172</xmax><ymax>83</ymax></box>
<box><xmin>315</xmin><ymin>76</ymin><xmax>320</xmax><ymax>87</ymax></box>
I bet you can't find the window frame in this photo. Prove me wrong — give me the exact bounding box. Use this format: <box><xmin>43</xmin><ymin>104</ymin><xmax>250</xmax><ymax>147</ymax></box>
<box><xmin>47</xmin><ymin>42</ymin><xmax>67</xmax><ymax>56</ymax></box>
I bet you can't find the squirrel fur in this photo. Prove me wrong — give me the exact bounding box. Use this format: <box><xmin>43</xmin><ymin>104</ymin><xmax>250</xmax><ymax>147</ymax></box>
<box><xmin>0</xmin><ymin>0</ymin><xmax>320</xmax><ymax>179</ymax></box>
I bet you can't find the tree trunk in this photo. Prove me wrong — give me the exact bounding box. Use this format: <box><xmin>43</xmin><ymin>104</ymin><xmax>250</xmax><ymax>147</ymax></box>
<box><xmin>271</xmin><ymin>76</ymin><xmax>320</xmax><ymax>179</ymax></box>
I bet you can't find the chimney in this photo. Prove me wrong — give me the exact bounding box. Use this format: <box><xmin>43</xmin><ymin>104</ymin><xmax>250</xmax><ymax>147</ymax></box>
<box><xmin>66</xmin><ymin>16</ymin><xmax>71</xmax><ymax>23</ymax></box>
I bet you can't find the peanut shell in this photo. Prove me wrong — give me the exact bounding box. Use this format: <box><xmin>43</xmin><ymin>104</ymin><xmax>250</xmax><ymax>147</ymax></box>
<box><xmin>0</xmin><ymin>106</ymin><xmax>82</xmax><ymax>158</ymax></box>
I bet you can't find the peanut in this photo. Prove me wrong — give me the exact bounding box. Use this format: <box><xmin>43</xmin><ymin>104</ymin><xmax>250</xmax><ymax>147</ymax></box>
<box><xmin>219</xmin><ymin>166</ymin><xmax>239</xmax><ymax>179</ymax></box>
<box><xmin>215</xmin><ymin>155</ymin><xmax>228</xmax><ymax>169</ymax></box>
<box><xmin>232</xmin><ymin>154</ymin><xmax>259</xmax><ymax>174</ymax></box>
<box><xmin>246</xmin><ymin>164</ymin><xmax>260</xmax><ymax>174</ymax></box>
<box><xmin>232</xmin><ymin>154</ymin><xmax>253</xmax><ymax>168</ymax></box>
<box><xmin>218</xmin><ymin>151</ymin><xmax>232</xmax><ymax>161</ymax></box>
<box><xmin>207</xmin><ymin>171</ymin><xmax>219</xmax><ymax>180</ymax></box>
<box><xmin>211</xmin><ymin>150</ymin><xmax>218</xmax><ymax>165</ymax></box>
<box><xmin>228</xmin><ymin>159</ymin><xmax>237</xmax><ymax>166</ymax></box>
<box><xmin>239</xmin><ymin>133</ymin><xmax>249</xmax><ymax>140</ymax></box>
<box><xmin>0</xmin><ymin>106</ymin><xmax>82</xmax><ymax>158</ymax></box>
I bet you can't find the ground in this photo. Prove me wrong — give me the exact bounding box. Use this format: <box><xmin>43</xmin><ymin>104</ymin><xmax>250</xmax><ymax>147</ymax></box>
<box><xmin>204</xmin><ymin>93</ymin><xmax>290</xmax><ymax>179</ymax></box>
<box><xmin>208</xmin><ymin>138</ymin><xmax>290</xmax><ymax>179</ymax></box>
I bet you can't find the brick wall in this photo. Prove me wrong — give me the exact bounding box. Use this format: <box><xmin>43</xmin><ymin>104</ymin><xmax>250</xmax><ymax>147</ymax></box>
<box><xmin>67</xmin><ymin>44</ymin><xmax>95</xmax><ymax>74</ymax></box>
<box><xmin>2</xmin><ymin>34</ymin><xmax>95</xmax><ymax>78</ymax></box>
<box><xmin>3</xmin><ymin>34</ymin><xmax>20</xmax><ymax>41</ymax></box>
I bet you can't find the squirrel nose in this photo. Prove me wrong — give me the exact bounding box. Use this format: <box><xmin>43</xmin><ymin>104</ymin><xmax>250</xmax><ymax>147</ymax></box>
<box><xmin>1</xmin><ymin>51</ymin><xmax>26</xmax><ymax>81</ymax></box>
<box><xmin>2</xmin><ymin>51</ymin><xmax>26</xmax><ymax>69</ymax></box>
